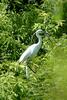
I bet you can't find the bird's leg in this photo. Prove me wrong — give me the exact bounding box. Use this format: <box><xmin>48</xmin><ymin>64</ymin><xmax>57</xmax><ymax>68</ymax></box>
<box><xmin>27</xmin><ymin>66</ymin><xmax>36</xmax><ymax>73</ymax></box>
<box><xmin>26</xmin><ymin>65</ymin><xmax>29</xmax><ymax>79</ymax></box>
<box><xmin>15</xmin><ymin>62</ymin><xmax>20</xmax><ymax>76</ymax></box>
<box><xmin>24</xmin><ymin>61</ymin><xmax>29</xmax><ymax>79</ymax></box>
<box><xmin>27</xmin><ymin>59</ymin><xmax>36</xmax><ymax>73</ymax></box>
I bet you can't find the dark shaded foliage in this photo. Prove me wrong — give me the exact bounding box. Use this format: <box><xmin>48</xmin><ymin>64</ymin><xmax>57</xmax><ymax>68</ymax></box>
<box><xmin>6</xmin><ymin>0</ymin><xmax>44</xmax><ymax>13</ymax></box>
<box><xmin>63</xmin><ymin>1</ymin><xmax>67</xmax><ymax>34</ymax></box>
<box><xmin>0</xmin><ymin>0</ymin><xmax>67</xmax><ymax>99</ymax></box>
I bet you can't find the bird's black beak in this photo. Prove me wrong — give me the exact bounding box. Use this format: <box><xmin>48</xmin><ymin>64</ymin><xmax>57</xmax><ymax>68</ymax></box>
<box><xmin>45</xmin><ymin>31</ymin><xmax>53</xmax><ymax>42</ymax></box>
<box><xmin>40</xmin><ymin>30</ymin><xmax>49</xmax><ymax>37</ymax></box>
<box><xmin>45</xmin><ymin>31</ymin><xmax>50</xmax><ymax>37</ymax></box>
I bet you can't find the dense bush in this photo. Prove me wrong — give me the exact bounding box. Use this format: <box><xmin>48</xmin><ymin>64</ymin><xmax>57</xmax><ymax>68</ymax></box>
<box><xmin>0</xmin><ymin>0</ymin><xmax>67</xmax><ymax>99</ymax></box>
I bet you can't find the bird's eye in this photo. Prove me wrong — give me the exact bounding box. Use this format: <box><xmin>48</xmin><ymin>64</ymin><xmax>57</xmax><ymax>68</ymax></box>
<box><xmin>39</xmin><ymin>32</ymin><xmax>44</xmax><ymax>35</ymax></box>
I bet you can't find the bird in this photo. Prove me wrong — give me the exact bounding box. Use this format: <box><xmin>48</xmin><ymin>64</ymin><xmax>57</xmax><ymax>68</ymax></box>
<box><xmin>18</xmin><ymin>29</ymin><xmax>45</xmax><ymax>78</ymax></box>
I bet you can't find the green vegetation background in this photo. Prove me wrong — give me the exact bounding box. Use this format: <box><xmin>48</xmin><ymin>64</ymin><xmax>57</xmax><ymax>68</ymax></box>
<box><xmin>0</xmin><ymin>0</ymin><xmax>67</xmax><ymax>100</ymax></box>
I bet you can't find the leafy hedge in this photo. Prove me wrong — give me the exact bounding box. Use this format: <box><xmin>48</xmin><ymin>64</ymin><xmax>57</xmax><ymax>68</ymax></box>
<box><xmin>0</xmin><ymin>0</ymin><xmax>67</xmax><ymax>100</ymax></box>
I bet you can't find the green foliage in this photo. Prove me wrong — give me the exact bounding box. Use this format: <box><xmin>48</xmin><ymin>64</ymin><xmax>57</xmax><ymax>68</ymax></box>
<box><xmin>63</xmin><ymin>0</ymin><xmax>67</xmax><ymax>33</ymax></box>
<box><xmin>0</xmin><ymin>59</ymin><xmax>54</xmax><ymax>100</ymax></box>
<box><xmin>0</xmin><ymin>0</ymin><xmax>67</xmax><ymax>100</ymax></box>
<box><xmin>48</xmin><ymin>34</ymin><xmax>67</xmax><ymax>100</ymax></box>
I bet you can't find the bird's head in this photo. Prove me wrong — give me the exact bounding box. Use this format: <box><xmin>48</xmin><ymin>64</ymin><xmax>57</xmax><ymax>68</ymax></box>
<box><xmin>32</xmin><ymin>29</ymin><xmax>50</xmax><ymax>43</ymax></box>
<box><xmin>35</xmin><ymin>29</ymin><xmax>44</xmax><ymax>36</ymax></box>
<box><xmin>34</xmin><ymin>29</ymin><xmax>49</xmax><ymax>37</ymax></box>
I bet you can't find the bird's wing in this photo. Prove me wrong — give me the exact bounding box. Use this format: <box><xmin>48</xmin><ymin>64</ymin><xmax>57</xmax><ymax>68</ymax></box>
<box><xmin>19</xmin><ymin>45</ymin><xmax>35</xmax><ymax>63</ymax></box>
<box><xmin>30</xmin><ymin>44</ymin><xmax>40</xmax><ymax>56</ymax></box>
<box><xmin>19</xmin><ymin>43</ymin><xmax>39</xmax><ymax>63</ymax></box>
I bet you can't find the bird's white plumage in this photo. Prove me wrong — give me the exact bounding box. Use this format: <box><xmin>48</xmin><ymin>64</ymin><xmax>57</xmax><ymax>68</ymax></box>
<box><xmin>18</xmin><ymin>29</ymin><xmax>43</xmax><ymax>78</ymax></box>
<box><xmin>19</xmin><ymin>29</ymin><xmax>43</xmax><ymax>63</ymax></box>
<box><xmin>19</xmin><ymin>43</ymin><xmax>41</xmax><ymax>63</ymax></box>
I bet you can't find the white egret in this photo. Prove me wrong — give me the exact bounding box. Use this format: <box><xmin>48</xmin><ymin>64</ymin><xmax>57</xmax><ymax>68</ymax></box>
<box><xmin>18</xmin><ymin>29</ymin><xmax>46</xmax><ymax>78</ymax></box>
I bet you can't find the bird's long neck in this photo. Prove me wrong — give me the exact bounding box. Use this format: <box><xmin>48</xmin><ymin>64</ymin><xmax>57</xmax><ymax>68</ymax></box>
<box><xmin>36</xmin><ymin>34</ymin><xmax>42</xmax><ymax>47</ymax></box>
